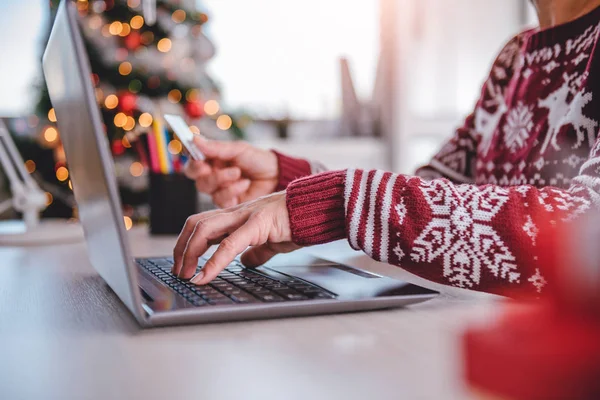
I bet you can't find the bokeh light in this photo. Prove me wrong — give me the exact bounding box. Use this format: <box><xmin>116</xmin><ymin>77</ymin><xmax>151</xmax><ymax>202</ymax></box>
<box><xmin>129</xmin><ymin>162</ymin><xmax>144</xmax><ymax>177</ymax></box>
<box><xmin>24</xmin><ymin>160</ymin><xmax>36</xmax><ymax>174</ymax></box>
<box><xmin>168</xmin><ymin>139</ymin><xmax>183</xmax><ymax>155</ymax></box>
<box><xmin>105</xmin><ymin>94</ymin><xmax>119</xmax><ymax>109</ymax></box>
<box><xmin>56</xmin><ymin>166</ymin><xmax>69</xmax><ymax>182</ymax></box>
<box><xmin>44</xmin><ymin>126</ymin><xmax>58</xmax><ymax>143</ymax></box>
<box><xmin>204</xmin><ymin>100</ymin><xmax>220</xmax><ymax>116</ymax></box>
<box><xmin>139</xmin><ymin>113</ymin><xmax>153</xmax><ymax>127</ymax></box>
<box><xmin>157</xmin><ymin>38</ymin><xmax>172</xmax><ymax>53</ymax></box>
<box><xmin>216</xmin><ymin>115</ymin><xmax>233</xmax><ymax>130</ymax></box>
<box><xmin>48</xmin><ymin>108</ymin><xmax>57</xmax><ymax>122</ymax></box>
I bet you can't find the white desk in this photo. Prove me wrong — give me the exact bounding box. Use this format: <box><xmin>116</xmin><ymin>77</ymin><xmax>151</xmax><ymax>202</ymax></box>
<box><xmin>0</xmin><ymin>226</ymin><xmax>500</xmax><ymax>399</ymax></box>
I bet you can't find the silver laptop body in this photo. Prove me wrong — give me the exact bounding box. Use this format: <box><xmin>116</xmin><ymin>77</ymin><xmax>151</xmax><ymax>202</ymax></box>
<box><xmin>43</xmin><ymin>1</ymin><xmax>436</xmax><ymax>327</ymax></box>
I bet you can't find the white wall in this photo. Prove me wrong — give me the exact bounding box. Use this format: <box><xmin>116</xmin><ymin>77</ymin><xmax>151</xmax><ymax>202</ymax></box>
<box><xmin>381</xmin><ymin>0</ymin><xmax>534</xmax><ymax>173</ymax></box>
<box><xmin>202</xmin><ymin>0</ymin><xmax>379</xmax><ymax>119</ymax></box>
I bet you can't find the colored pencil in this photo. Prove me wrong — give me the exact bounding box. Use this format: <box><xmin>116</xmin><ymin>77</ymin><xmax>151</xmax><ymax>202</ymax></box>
<box><xmin>153</xmin><ymin>119</ymin><xmax>170</xmax><ymax>174</ymax></box>
<box><xmin>146</xmin><ymin>126</ymin><xmax>160</xmax><ymax>173</ymax></box>
<box><xmin>135</xmin><ymin>137</ymin><xmax>149</xmax><ymax>168</ymax></box>
<box><xmin>163</xmin><ymin>125</ymin><xmax>174</xmax><ymax>174</ymax></box>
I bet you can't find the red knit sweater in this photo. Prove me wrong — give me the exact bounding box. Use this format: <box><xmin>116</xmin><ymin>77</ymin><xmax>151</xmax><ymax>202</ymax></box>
<box><xmin>277</xmin><ymin>7</ymin><xmax>600</xmax><ymax>298</ymax></box>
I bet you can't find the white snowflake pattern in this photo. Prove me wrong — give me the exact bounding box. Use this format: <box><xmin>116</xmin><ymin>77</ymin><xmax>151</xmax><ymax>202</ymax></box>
<box><xmin>528</xmin><ymin>269</ymin><xmax>547</xmax><ymax>293</ymax></box>
<box><xmin>515</xmin><ymin>186</ymin><xmax>530</xmax><ymax>197</ymax></box>
<box><xmin>522</xmin><ymin>215</ymin><xmax>538</xmax><ymax>246</ymax></box>
<box><xmin>393</xmin><ymin>243</ymin><xmax>405</xmax><ymax>261</ymax></box>
<box><xmin>409</xmin><ymin>180</ymin><xmax>519</xmax><ymax>289</ymax></box>
<box><xmin>503</xmin><ymin>102</ymin><xmax>534</xmax><ymax>153</ymax></box>
<box><xmin>537</xmin><ymin>189</ymin><xmax>591</xmax><ymax>221</ymax></box>
<box><xmin>395</xmin><ymin>199</ymin><xmax>407</xmax><ymax>226</ymax></box>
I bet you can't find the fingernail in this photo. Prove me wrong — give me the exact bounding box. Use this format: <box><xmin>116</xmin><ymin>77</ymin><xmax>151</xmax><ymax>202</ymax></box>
<box><xmin>191</xmin><ymin>271</ymin><xmax>205</xmax><ymax>284</ymax></box>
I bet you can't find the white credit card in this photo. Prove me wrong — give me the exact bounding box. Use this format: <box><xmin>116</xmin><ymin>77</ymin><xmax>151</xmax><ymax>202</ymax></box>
<box><xmin>164</xmin><ymin>114</ymin><xmax>205</xmax><ymax>161</ymax></box>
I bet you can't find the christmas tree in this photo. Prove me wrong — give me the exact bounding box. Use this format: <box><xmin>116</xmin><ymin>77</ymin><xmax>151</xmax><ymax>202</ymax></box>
<box><xmin>12</xmin><ymin>0</ymin><xmax>247</xmax><ymax>222</ymax></box>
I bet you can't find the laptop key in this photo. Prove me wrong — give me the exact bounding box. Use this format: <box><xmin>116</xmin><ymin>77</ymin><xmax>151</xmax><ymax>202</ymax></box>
<box><xmin>256</xmin><ymin>293</ymin><xmax>284</xmax><ymax>302</ymax></box>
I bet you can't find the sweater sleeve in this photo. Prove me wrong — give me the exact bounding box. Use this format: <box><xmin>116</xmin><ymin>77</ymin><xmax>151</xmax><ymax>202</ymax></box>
<box><xmin>287</xmin><ymin>160</ymin><xmax>600</xmax><ymax>298</ymax></box>
<box><xmin>272</xmin><ymin>150</ymin><xmax>328</xmax><ymax>191</ymax></box>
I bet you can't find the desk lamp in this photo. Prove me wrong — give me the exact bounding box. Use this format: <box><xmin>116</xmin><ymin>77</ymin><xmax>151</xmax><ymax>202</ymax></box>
<box><xmin>0</xmin><ymin>120</ymin><xmax>82</xmax><ymax>246</ymax></box>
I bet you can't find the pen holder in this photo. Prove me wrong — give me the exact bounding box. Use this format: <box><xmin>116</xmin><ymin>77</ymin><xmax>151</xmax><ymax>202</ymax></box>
<box><xmin>149</xmin><ymin>173</ymin><xmax>198</xmax><ymax>236</ymax></box>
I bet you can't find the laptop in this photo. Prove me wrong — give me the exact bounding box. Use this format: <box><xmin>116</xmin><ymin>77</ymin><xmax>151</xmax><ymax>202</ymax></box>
<box><xmin>42</xmin><ymin>1</ymin><xmax>437</xmax><ymax>327</ymax></box>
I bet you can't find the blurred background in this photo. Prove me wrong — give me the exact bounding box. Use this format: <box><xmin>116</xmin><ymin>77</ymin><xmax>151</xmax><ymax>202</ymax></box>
<box><xmin>0</xmin><ymin>0</ymin><xmax>536</xmax><ymax>224</ymax></box>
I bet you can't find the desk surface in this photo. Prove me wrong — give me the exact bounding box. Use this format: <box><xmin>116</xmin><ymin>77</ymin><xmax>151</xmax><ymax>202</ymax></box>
<box><xmin>0</xmin><ymin>226</ymin><xmax>499</xmax><ymax>400</ymax></box>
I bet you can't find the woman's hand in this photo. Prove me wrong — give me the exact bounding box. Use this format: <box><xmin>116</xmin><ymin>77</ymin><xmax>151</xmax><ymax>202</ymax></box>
<box><xmin>172</xmin><ymin>192</ymin><xmax>300</xmax><ymax>285</ymax></box>
<box><xmin>183</xmin><ymin>136</ymin><xmax>279</xmax><ymax>208</ymax></box>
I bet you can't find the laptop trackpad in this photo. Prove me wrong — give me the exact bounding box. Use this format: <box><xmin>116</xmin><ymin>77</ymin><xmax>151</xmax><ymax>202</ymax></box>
<box><xmin>260</xmin><ymin>254</ymin><xmax>432</xmax><ymax>300</ymax></box>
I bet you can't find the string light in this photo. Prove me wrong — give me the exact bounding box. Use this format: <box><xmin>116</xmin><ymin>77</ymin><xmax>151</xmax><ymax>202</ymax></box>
<box><xmin>44</xmin><ymin>126</ymin><xmax>58</xmax><ymax>143</ymax></box>
<box><xmin>185</xmin><ymin>89</ymin><xmax>199</xmax><ymax>101</ymax></box>
<box><xmin>216</xmin><ymin>115</ymin><xmax>233</xmax><ymax>131</ymax></box>
<box><xmin>138</xmin><ymin>113</ymin><xmax>153</xmax><ymax>127</ymax></box>
<box><xmin>45</xmin><ymin>192</ymin><xmax>53</xmax><ymax>207</ymax></box>
<box><xmin>172</xmin><ymin>9</ymin><xmax>186</xmax><ymax>23</ymax></box>
<box><xmin>129</xmin><ymin>162</ymin><xmax>144</xmax><ymax>177</ymax></box>
<box><xmin>123</xmin><ymin>116</ymin><xmax>136</xmax><ymax>131</ymax></box>
<box><xmin>127</xmin><ymin>0</ymin><xmax>141</xmax><ymax>7</ymax></box>
<box><xmin>189</xmin><ymin>125</ymin><xmax>200</xmax><ymax>135</ymax></box>
<box><xmin>157</xmin><ymin>38</ymin><xmax>172</xmax><ymax>53</ymax></box>
<box><xmin>168</xmin><ymin>89</ymin><xmax>182</xmax><ymax>103</ymax></box>
<box><xmin>114</xmin><ymin>113</ymin><xmax>128</xmax><ymax>128</ymax></box>
<box><xmin>68</xmin><ymin>180</ymin><xmax>73</xmax><ymax>190</ymax></box>
<box><xmin>56</xmin><ymin>166</ymin><xmax>69</xmax><ymax>182</ymax></box>
<box><xmin>119</xmin><ymin>23</ymin><xmax>131</xmax><ymax>37</ymax></box>
<box><xmin>119</xmin><ymin>61</ymin><xmax>133</xmax><ymax>76</ymax></box>
<box><xmin>130</xmin><ymin>15</ymin><xmax>144</xmax><ymax>29</ymax></box>
<box><xmin>24</xmin><ymin>160</ymin><xmax>36</xmax><ymax>174</ymax></box>
<box><xmin>95</xmin><ymin>88</ymin><xmax>105</xmax><ymax>102</ymax></box>
<box><xmin>122</xmin><ymin>136</ymin><xmax>132</xmax><ymax>148</ymax></box>
<box><xmin>109</xmin><ymin>21</ymin><xmax>123</xmax><ymax>35</ymax></box>
<box><xmin>168</xmin><ymin>139</ymin><xmax>183</xmax><ymax>155</ymax></box>
<box><xmin>48</xmin><ymin>108</ymin><xmax>57</xmax><ymax>122</ymax></box>
<box><xmin>204</xmin><ymin>100</ymin><xmax>220</xmax><ymax>116</ymax></box>
<box><xmin>123</xmin><ymin>216</ymin><xmax>133</xmax><ymax>231</ymax></box>
<box><xmin>128</xmin><ymin>79</ymin><xmax>142</xmax><ymax>93</ymax></box>
<box><xmin>141</xmin><ymin>31</ymin><xmax>154</xmax><ymax>45</ymax></box>
<box><xmin>105</xmin><ymin>94</ymin><xmax>119</xmax><ymax>109</ymax></box>
<box><xmin>101</xmin><ymin>24</ymin><xmax>111</xmax><ymax>37</ymax></box>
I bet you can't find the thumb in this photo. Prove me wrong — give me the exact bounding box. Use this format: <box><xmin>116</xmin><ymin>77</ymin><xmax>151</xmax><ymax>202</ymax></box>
<box><xmin>193</xmin><ymin>136</ymin><xmax>246</xmax><ymax>161</ymax></box>
<box><xmin>241</xmin><ymin>242</ymin><xmax>300</xmax><ymax>268</ymax></box>
<box><xmin>240</xmin><ymin>243</ymin><xmax>281</xmax><ymax>268</ymax></box>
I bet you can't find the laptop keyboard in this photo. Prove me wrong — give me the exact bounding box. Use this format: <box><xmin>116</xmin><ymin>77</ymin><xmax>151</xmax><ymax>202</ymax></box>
<box><xmin>137</xmin><ymin>258</ymin><xmax>337</xmax><ymax>307</ymax></box>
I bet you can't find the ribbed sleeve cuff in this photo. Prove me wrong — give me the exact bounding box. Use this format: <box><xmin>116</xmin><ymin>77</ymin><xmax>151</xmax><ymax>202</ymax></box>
<box><xmin>272</xmin><ymin>150</ymin><xmax>313</xmax><ymax>191</ymax></box>
<box><xmin>286</xmin><ymin>170</ymin><xmax>347</xmax><ymax>246</ymax></box>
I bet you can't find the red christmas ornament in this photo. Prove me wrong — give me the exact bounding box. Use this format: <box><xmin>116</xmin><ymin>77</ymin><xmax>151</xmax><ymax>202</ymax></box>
<box><xmin>184</xmin><ymin>100</ymin><xmax>204</xmax><ymax>119</ymax></box>
<box><xmin>124</xmin><ymin>31</ymin><xmax>142</xmax><ymax>51</ymax></box>
<box><xmin>118</xmin><ymin>92</ymin><xmax>138</xmax><ymax>113</ymax></box>
<box><xmin>112</xmin><ymin>138</ymin><xmax>125</xmax><ymax>155</ymax></box>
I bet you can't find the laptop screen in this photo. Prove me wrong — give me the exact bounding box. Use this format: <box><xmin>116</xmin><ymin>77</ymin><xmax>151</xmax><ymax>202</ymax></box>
<box><xmin>42</xmin><ymin>1</ymin><xmax>141</xmax><ymax>317</ymax></box>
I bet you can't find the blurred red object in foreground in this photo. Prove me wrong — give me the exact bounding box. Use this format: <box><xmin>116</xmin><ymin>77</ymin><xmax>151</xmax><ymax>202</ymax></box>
<box><xmin>464</xmin><ymin>216</ymin><xmax>600</xmax><ymax>399</ymax></box>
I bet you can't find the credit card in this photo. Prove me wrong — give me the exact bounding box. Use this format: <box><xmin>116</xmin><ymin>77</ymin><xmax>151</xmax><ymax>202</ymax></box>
<box><xmin>164</xmin><ymin>114</ymin><xmax>205</xmax><ymax>161</ymax></box>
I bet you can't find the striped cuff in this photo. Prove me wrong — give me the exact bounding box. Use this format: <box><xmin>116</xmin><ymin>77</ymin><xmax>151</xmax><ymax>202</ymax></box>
<box><xmin>286</xmin><ymin>170</ymin><xmax>347</xmax><ymax>246</ymax></box>
<box><xmin>273</xmin><ymin>150</ymin><xmax>313</xmax><ymax>191</ymax></box>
